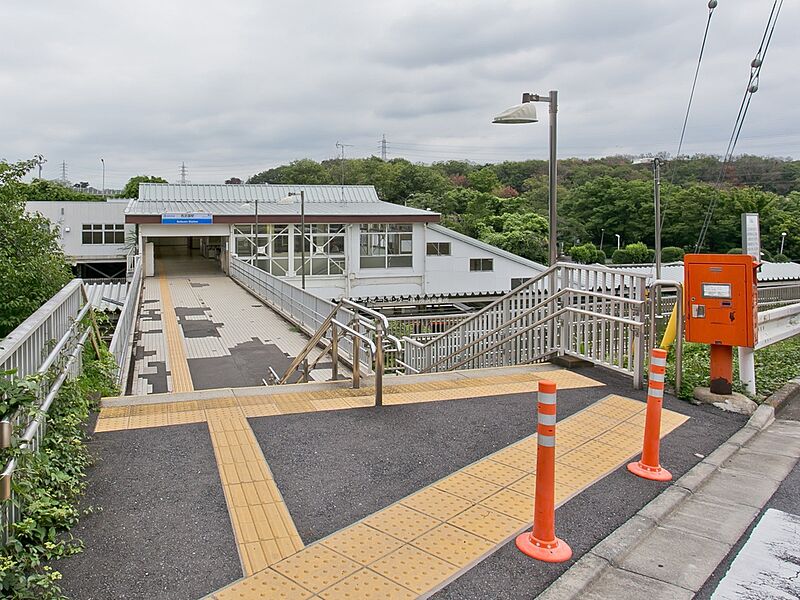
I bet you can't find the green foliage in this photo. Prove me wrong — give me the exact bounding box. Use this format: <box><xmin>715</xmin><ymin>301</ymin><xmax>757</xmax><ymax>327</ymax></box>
<box><xmin>120</xmin><ymin>175</ymin><xmax>168</xmax><ymax>199</ymax></box>
<box><xmin>624</xmin><ymin>242</ymin><xmax>652</xmax><ymax>264</ymax></box>
<box><xmin>20</xmin><ymin>180</ymin><xmax>102</xmax><ymax>202</ymax></box>
<box><xmin>477</xmin><ymin>212</ymin><xmax>549</xmax><ymax>264</ymax></box>
<box><xmin>0</xmin><ymin>347</ymin><xmax>117</xmax><ymax>598</ymax></box>
<box><xmin>760</xmin><ymin>248</ymin><xmax>774</xmax><ymax>262</ymax></box>
<box><xmin>661</xmin><ymin>246</ymin><xmax>685</xmax><ymax>263</ymax></box>
<box><xmin>0</xmin><ymin>159</ymin><xmax>73</xmax><ymax>338</ymax></box>
<box><xmin>774</xmin><ymin>253</ymin><xmax>790</xmax><ymax>263</ymax></box>
<box><xmin>570</xmin><ymin>242</ymin><xmax>605</xmax><ymax>264</ymax></box>
<box><xmin>667</xmin><ymin>338</ymin><xmax>800</xmax><ymax>402</ymax></box>
<box><xmin>727</xmin><ymin>248</ymin><xmax>743</xmax><ymax>254</ymax></box>
<box><xmin>466</xmin><ymin>167</ymin><xmax>501</xmax><ymax>194</ymax></box>
<box><xmin>611</xmin><ymin>248</ymin><xmax>631</xmax><ymax>264</ymax></box>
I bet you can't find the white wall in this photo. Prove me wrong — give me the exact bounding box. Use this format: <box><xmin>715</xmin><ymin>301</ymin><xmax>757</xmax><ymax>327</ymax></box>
<box><xmin>25</xmin><ymin>200</ymin><xmax>132</xmax><ymax>262</ymax></box>
<box><xmin>423</xmin><ymin>226</ymin><xmax>544</xmax><ymax>295</ymax></box>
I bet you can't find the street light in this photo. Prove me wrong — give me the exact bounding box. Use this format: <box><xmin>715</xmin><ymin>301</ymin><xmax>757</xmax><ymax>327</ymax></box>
<box><xmin>493</xmin><ymin>90</ymin><xmax>558</xmax><ymax>265</ymax></box>
<box><xmin>288</xmin><ymin>191</ymin><xmax>306</xmax><ymax>289</ymax></box>
<box><xmin>633</xmin><ymin>157</ymin><xmax>664</xmax><ymax>282</ymax></box>
<box><xmin>600</xmin><ymin>228</ymin><xmax>605</xmax><ymax>252</ymax></box>
<box><xmin>615</xmin><ymin>233</ymin><xmax>621</xmax><ymax>250</ymax></box>
<box><xmin>780</xmin><ymin>231</ymin><xmax>787</xmax><ymax>255</ymax></box>
<box><xmin>100</xmin><ymin>158</ymin><xmax>105</xmax><ymax>196</ymax></box>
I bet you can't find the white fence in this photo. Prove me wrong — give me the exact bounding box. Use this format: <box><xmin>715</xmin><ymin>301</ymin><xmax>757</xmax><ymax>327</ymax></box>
<box><xmin>0</xmin><ymin>280</ymin><xmax>94</xmax><ymax>544</ymax></box>
<box><xmin>108</xmin><ymin>256</ymin><xmax>143</xmax><ymax>388</ymax></box>
<box><xmin>402</xmin><ymin>263</ymin><xmax>650</xmax><ymax>387</ymax></box>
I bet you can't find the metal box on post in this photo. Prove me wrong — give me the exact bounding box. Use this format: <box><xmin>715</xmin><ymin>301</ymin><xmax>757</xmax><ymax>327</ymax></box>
<box><xmin>684</xmin><ymin>254</ymin><xmax>758</xmax><ymax>347</ymax></box>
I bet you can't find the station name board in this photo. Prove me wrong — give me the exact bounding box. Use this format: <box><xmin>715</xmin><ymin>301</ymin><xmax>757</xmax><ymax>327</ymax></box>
<box><xmin>161</xmin><ymin>212</ymin><xmax>213</xmax><ymax>224</ymax></box>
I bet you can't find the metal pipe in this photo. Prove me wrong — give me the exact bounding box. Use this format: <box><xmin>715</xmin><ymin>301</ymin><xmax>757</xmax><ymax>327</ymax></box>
<box><xmin>374</xmin><ymin>323</ymin><xmax>383</xmax><ymax>406</ymax></box>
<box><xmin>548</xmin><ymin>90</ymin><xmax>558</xmax><ymax>266</ymax></box>
<box><xmin>352</xmin><ymin>320</ymin><xmax>360</xmax><ymax>389</ymax></box>
<box><xmin>648</xmin><ymin>280</ymin><xmax>683</xmax><ymax>394</ymax></box>
<box><xmin>331</xmin><ymin>324</ymin><xmax>339</xmax><ymax>381</ymax></box>
<box><xmin>300</xmin><ymin>190</ymin><xmax>306</xmax><ymax>290</ymax></box>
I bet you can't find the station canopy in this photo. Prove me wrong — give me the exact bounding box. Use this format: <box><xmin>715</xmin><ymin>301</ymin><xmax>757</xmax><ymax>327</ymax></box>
<box><xmin>125</xmin><ymin>184</ymin><xmax>440</xmax><ymax>224</ymax></box>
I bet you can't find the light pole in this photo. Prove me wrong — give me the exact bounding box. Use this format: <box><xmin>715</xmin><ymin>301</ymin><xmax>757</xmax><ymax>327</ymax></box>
<box><xmin>493</xmin><ymin>90</ymin><xmax>558</xmax><ymax>265</ymax></box>
<box><xmin>288</xmin><ymin>191</ymin><xmax>306</xmax><ymax>289</ymax></box>
<box><xmin>600</xmin><ymin>228</ymin><xmax>605</xmax><ymax>252</ymax></box>
<box><xmin>100</xmin><ymin>158</ymin><xmax>105</xmax><ymax>196</ymax></box>
<box><xmin>780</xmin><ymin>231</ymin><xmax>787</xmax><ymax>256</ymax></box>
<box><xmin>633</xmin><ymin>157</ymin><xmax>663</xmax><ymax>282</ymax></box>
<box><xmin>615</xmin><ymin>234</ymin><xmax>621</xmax><ymax>250</ymax></box>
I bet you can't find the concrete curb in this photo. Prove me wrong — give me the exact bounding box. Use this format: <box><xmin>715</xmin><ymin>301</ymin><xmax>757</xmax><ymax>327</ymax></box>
<box><xmin>536</xmin><ymin>380</ymin><xmax>800</xmax><ymax>600</ymax></box>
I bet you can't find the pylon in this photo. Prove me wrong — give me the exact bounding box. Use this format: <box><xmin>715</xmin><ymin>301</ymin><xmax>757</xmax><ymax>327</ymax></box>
<box><xmin>515</xmin><ymin>380</ymin><xmax>573</xmax><ymax>563</ymax></box>
<box><xmin>627</xmin><ymin>348</ymin><xmax>673</xmax><ymax>482</ymax></box>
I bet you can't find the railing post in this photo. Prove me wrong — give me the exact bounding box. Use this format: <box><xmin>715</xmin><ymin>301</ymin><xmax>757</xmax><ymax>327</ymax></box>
<box><xmin>331</xmin><ymin>324</ymin><xmax>339</xmax><ymax>381</ymax></box>
<box><xmin>374</xmin><ymin>322</ymin><xmax>384</xmax><ymax>406</ymax></box>
<box><xmin>352</xmin><ymin>320</ymin><xmax>361</xmax><ymax>389</ymax></box>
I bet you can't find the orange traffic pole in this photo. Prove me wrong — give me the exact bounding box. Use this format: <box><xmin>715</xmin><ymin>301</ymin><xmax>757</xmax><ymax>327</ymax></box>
<box><xmin>515</xmin><ymin>380</ymin><xmax>572</xmax><ymax>563</ymax></box>
<box><xmin>627</xmin><ymin>348</ymin><xmax>672</xmax><ymax>482</ymax></box>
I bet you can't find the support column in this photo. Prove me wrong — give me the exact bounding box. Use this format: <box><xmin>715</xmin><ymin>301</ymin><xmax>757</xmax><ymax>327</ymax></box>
<box><xmin>710</xmin><ymin>343</ymin><xmax>733</xmax><ymax>395</ymax></box>
<box><xmin>738</xmin><ymin>346</ymin><xmax>756</xmax><ymax>396</ymax></box>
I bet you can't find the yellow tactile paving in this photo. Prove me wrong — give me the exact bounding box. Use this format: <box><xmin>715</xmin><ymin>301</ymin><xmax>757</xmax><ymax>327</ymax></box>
<box><xmin>158</xmin><ymin>273</ymin><xmax>194</xmax><ymax>393</ymax></box>
<box><xmin>210</xmin><ymin>394</ymin><xmax>690</xmax><ymax>600</ymax></box>
<box><xmin>206</xmin><ymin>407</ymin><xmax>303</xmax><ymax>576</ymax></box>
<box><xmin>95</xmin><ymin>369</ymin><xmax>603</xmax><ymax>434</ymax></box>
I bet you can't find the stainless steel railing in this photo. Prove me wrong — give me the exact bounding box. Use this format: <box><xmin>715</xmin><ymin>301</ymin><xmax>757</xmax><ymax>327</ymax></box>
<box><xmin>108</xmin><ymin>256</ymin><xmax>143</xmax><ymax>388</ymax></box>
<box><xmin>1</xmin><ymin>280</ymin><xmax>97</xmax><ymax>545</ymax></box>
<box><xmin>402</xmin><ymin>263</ymin><xmax>650</xmax><ymax>388</ymax></box>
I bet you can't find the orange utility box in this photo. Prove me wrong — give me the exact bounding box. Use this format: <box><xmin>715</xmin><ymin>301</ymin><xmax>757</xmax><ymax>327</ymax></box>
<box><xmin>684</xmin><ymin>254</ymin><xmax>758</xmax><ymax>348</ymax></box>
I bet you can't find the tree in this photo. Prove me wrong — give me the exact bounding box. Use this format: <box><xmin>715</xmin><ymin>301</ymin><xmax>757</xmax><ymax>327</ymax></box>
<box><xmin>0</xmin><ymin>159</ymin><xmax>72</xmax><ymax>337</ymax></box>
<box><xmin>467</xmin><ymin>167</ymin><xmax>501</xmax><ymax>194</ymax></box>
<box><xmin>225</xmin><ymin>177</ymin><xmax>242</xmax><ymax>184</ymax></box>
<box><xmin>249</xmin><ymin>159</ymin><xmax>333</xmax><ymax>185</ymax></box>
<box><xmin>477</xmin><ymin>212</ymin><xmax>549</xmax><ymax>264</ymax></box>
<box><xmin>570</xmin><ymin>242</ymin><xmax>605</xmax><ymax>264</ymax></box>
<box><xmin>20</xmin><ymin>179</ymin><xmax>102</xmax><ymax>202</ymax></box>
<box><xmin>121</xmin><ymin>175</ymin><xmax>168</xmax><ymax>198</ymax></box>
<box><xmin>661</xmin><ymin>246</ymin><xmax>685</xmax><ymax>263</ymax></box>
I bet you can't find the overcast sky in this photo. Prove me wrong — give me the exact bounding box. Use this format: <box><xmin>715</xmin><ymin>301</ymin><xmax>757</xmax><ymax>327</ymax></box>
<box><xmin>1</xmin><ymin>0</ymin><xmax>796</xmax><ymax>188</ymax></box>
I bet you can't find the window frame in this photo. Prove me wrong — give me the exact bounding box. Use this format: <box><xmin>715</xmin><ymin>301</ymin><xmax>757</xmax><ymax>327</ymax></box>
<box><xmin>426</xmin><ymin>242</ymin><xmax>451</xmax><ymax>256</ymax></box>
<box><xmin>469</xmin><ymin>258</ymin><xmax>494</xmax><ymax>272</ymax></box>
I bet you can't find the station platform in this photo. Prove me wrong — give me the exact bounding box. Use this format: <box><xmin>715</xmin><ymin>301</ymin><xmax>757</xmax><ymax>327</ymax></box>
<box><xmin>54</xmin><ymin>365</ymin><xmax>748</xmax><ymax>599</ymax></box>
<box><xmin>129</xmin><ymin>257</ymin><xmax>338</xmax><ymax>396</ymax></box>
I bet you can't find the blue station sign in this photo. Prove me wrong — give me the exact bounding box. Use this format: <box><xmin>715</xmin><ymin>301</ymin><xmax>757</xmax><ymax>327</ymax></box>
<box><xmin>161</xmin><ymin>212</ymin><xmax>213</xmax><ymax>224</ymax></box>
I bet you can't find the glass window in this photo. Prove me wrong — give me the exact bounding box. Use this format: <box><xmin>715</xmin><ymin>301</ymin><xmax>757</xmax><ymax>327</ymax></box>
<box><xmin>470</xmin><ymin>258</ymin><xmax>493</xmax><ymax>272</ymax></box>
<box><xmin>360</xmin><ymin>223</ymin><xmax>413</xmax><ymax>269</ymax></box>
<box><xmin>426</xmin><ymin>242</ymin><xmax>451</xmax><ymax>256</ymax></box>
<box><xmin>82</xmin><ymin>223</ymin><xmax>122</xmax><ymax>244</ymax></box>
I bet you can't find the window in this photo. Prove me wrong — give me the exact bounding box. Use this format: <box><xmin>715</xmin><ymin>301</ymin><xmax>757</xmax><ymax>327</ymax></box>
<box><xmin>360</xmin><ymin>224</ymin><xmax>413</xmax><ymax>269</ymax></box>
<box><xmin>426</xmin><ymin>242</ymin><xmax>451</xmax><ymax>256</ymax></box>
<box><xmin>470</xmin><ymin>258</ymin><xmax>493</xmax><ymax>272</ymax></box>
<box><xmin>232</xmin><ymin>223</ymin><xmax>344</xmax><ymax>276</ymax></box>
<box><xmin>82</xmin><ymin>224</ymin><xmax>124</xmax><ymax>244</ymax></box>
<box><xmin>511</xmin><ymin>277</ymin><xmax>528</xmax><ymax>289</ymax></box>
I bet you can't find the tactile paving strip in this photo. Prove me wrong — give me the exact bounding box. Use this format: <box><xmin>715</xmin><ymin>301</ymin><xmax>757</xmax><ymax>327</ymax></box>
<box><xmin>159</xmin><ymin>273</ymin><xmax>194</xmax><ymax>393</ymax></box>
<box><xmin>209</xmin><ymin>394</ymin><xmax>690</xmax><ymax>599</ymax></box>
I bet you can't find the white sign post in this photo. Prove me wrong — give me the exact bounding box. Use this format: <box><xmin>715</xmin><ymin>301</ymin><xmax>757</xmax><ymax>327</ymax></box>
<box><xmin>739</xmin><ymin>213</ymin><xmax>760</xmax><ymax>395</ymax></box>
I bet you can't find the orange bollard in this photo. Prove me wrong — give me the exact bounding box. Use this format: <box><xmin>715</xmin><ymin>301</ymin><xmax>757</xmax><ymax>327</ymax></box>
<box><xmin>515</xmin><ymin>380</ymin><xmax>573</xmax><ymax>563</ymax></box>
<box><xmin>627</xmin><ymin>348</ymin><xmax>673</xmax><ymax>482</ymax></box>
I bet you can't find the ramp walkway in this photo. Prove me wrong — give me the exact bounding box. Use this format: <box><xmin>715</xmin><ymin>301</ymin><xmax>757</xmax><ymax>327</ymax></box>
<box><xmin>129</xmin><ymin>257</ymin><xmax>338</xmax><ymax>396</ymax></box>
<box><xmin>53</xmin><ymin>365</ymin><xmax>748</xmax><ymax>600</ymax></box>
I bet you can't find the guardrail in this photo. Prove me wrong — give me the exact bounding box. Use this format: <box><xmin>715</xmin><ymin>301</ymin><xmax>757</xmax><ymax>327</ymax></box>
<box><xmin>403</xmin><ymin>263</ymin><xmax>650</xmax><ymax>388</ymax></box>
<box><xmin>0</xmin><ymin>280</ymin><xmax>96</xmax><ymax>545</ymax></box>
<box><xmin>108</xmin><ymin>256</ymin><xmax>142</xmax><ymax>388</ymax></box>
<box><xmin>738</xmin><ymin>301</ymin><xmax>800</xmax><ymax>395</ymax></box>
<box><xmin>229</xmin><ymin>257</ymin><xmax>402</xmax><ymax>378</ymax></box>
<box><xmin>388</xmin><ymin>313</ymin><xmax>471</xmax><ymax>342</ymax></box>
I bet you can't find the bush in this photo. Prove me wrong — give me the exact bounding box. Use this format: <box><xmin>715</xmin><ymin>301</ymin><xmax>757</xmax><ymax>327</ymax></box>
<box><xmin>595</xmin><ymin>248</ymin><xmax>607</xmax><ymax>264</ymax></box>
<box><xmin>661</xmin><ymin>246</ymin><xmax>685</xmax><ymax>262</ymax></box>
<box><xmin>760</xmin><ymin>249</ymin><xmax>774</xmax><ymax>262</ymax></box>
<box><xmin>774</xmin><ymin>253</ymin><xmax>789</xmax><ymax>263</ymax></box>
<box><xmin>611</xmin><ymin>248</ymin><xmax>632</xmax><ymax>264</ymax></box>
<box><xmin>0</xmin><ymin>347</ymin><xmax>117</xmax><ymax>598</ymax></box>
<box><xmin>727</xmin><ymin>248</ymin><xmax>743</xmax><ymax>254</ymax></box>
<box><xmin>570</xmin><ymin>242</ymin><xmax>601</xmax><ymax>264</ymax></box>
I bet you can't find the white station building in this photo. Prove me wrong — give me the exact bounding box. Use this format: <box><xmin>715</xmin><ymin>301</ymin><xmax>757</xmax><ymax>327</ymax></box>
<box><xmin>29</xmin><ymin>183</ymin><xmax>547</xmax><ymax>301</ymax></box>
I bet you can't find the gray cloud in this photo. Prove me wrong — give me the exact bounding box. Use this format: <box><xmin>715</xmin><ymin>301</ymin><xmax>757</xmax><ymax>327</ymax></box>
<box><xmin>0</xmin><ymin>0</ymin><xmax>796</xmax><ymax>188</ymax></box>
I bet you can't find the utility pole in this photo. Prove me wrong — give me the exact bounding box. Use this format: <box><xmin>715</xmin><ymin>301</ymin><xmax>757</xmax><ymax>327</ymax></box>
<box><xmin>35</xmin><ymin>154</ymin><xmax>46</xmax><ymax>179</ymax></box>
<box><xmin>380</xmin><ymin>134</ymin><xmax>387</xmax><ymax>161</ymax></box>
<box><xmin>180</xmin><ymin>162</ymin><xmax>188</xmax><ymax>183</ymax></box>
<box><xmin>101</xmin><ymin>158</ymin><xmax>105</xmax><ymax>196</ymax></box>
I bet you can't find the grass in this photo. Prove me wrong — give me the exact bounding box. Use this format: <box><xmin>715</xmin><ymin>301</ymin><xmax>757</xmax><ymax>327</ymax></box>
<box><xmin>666</xmin><ymin>336</ymin><xmax>800</xmax><ymax>402</ymax></box>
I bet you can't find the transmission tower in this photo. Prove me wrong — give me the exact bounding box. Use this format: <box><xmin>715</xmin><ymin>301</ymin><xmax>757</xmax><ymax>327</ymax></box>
<box><xmin>179</xmin><ymin>162</ymin><xmax>188</xmax><ymax>183</ymax></box>
<box><xmin>60</xmin><ymin>161</ymin><xmax>68</xmax><ymax>182</ymax></box>
<box><xmin>381</xmin><ymin>134</ymin><xmax>387</xmax><ymax>161</ymax></box>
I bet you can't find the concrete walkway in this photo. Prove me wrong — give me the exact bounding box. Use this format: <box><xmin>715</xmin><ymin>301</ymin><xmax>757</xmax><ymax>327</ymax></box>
<box><xmin>538</xmin><ymin>403</ymin><xmax>800</xmax><ymax>599</ymax></box>
<box><xmin>129</xmin><ymin>257</ymin><xmax>338</xmax><ymax>395</ymax></box>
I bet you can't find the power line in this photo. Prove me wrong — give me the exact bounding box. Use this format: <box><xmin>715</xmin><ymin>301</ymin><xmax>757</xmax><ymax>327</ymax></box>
<box><xmin>696</xmin><ymin>0</ymin><xmax>784</xmax><ymax>251</ymax></box>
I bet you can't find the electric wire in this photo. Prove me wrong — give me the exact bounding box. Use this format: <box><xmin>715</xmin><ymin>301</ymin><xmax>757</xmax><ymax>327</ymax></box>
<box><xmin>695</xmin><ymin>0</ymin><xmax>783</xmax><ymax>251</ymax></box>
